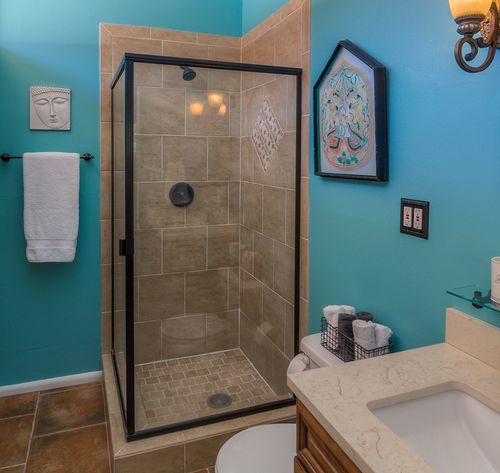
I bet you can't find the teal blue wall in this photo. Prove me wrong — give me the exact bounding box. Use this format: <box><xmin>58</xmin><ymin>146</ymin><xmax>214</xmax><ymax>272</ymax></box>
<box><xmin>241</xmin><ymin>0</ymin><xmax>286</xmax><ymax>33</ymax></box>
<box><xmin>0</xmin><ymin>1</ymin><xmax>242</xmax><ymax>386</ymax></box>
<box><xmin>309</xmin><ymin>0</ymin><xmax>500</xmax><ymax>350</ymax></box>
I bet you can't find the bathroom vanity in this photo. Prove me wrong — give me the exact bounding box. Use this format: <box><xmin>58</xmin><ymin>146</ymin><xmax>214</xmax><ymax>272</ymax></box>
<box><xmin>295</xmin><ymin>400</ymin><xmax>361</xmax><ymax>473</ymax></box>
<box><xmin>288</xmin><ymin>308</ymin><xmax>500</xmax><ymax>473</ymax></box>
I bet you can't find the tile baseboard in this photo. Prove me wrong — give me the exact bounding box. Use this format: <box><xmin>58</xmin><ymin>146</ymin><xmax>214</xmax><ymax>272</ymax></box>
<box><xmin>0</xmin><ymin>371</ymin><xmax>102</xmax><ymax>397</ymax></box>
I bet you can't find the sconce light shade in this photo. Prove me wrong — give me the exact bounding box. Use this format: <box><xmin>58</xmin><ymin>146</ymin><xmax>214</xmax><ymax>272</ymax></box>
<box><xmin>208</xmin><ymin>92</ymin><xmax>224</xmax><ymax>108</ymax></box>
<box><xmin>449</xmin><ymin>0</ymin><xmax>493</xmax><ymax>19</ymax></box>
<box><xmin>218</xmin><ymin>103</ymin><xmax>227</xmax><ymax>117</ymax></box>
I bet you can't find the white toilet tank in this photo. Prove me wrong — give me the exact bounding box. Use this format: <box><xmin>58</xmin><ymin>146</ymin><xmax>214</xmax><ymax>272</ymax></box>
<box><xmin>287</xmin><ymin>333</ymin><xmax>343</xmax><ymax>374</ymax></box>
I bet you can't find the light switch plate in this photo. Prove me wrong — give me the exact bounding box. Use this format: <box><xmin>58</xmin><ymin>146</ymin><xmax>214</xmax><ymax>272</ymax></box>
<box><xmin>400</xmin><ymin>199</ymin><xmax>429</xmax><ymax>239</ymax></box>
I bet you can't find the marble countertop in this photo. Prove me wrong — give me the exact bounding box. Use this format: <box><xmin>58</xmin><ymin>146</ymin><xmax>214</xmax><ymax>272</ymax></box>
<box><xmin>288</xmin><ymin>343</ymin><xmax>500</xmax><ymax>473</ymax></box>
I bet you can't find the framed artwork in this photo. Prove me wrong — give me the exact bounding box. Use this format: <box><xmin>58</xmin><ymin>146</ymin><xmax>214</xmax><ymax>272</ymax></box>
<box><xmin>313</xmin><ymin>40</ymin><xmax>388</xmax><ymax>181</ymax></box>
<box><xmin>30</xmin><ymin>86</ymin><xmax>71</xmax><ymax>131</ymax></box>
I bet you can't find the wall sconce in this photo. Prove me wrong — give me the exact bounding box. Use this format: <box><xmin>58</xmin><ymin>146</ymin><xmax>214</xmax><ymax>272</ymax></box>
<box><xmin>218</xmin><ymin>103</ymin><xmax>227</xmax><ymax>117</ymax></box>
<box><xmin>449</xmin><ymin>0</ymin><xmax>499</xmax><ymax>72</ymax></box>
<box><xmin>190</xmin><ymin>101</ymin><xmax>204</xmax><ymax>116</ymax></box>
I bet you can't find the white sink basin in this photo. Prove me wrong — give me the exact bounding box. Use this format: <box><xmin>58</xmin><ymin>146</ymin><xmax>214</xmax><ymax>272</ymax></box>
<box><xmin>371</xmin><ymin>390</ymin><xmax>500</xmax><ymax>473</ymax></box>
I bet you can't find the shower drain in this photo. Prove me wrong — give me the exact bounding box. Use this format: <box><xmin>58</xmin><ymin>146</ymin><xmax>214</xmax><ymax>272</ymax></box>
<box><xmin>207</xmin><ymin>393</ymin><xmax>232</xmax><ymax>409</ymax></box>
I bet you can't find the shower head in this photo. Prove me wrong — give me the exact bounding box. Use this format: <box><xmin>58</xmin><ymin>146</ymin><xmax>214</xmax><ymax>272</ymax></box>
<box><xmin>181</xmin><ymin>66</ymin><xmax>197</xmax><ymax>81</ymax></box>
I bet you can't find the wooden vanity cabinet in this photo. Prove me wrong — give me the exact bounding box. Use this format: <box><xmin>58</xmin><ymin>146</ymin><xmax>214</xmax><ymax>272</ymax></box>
<box><xmin>295</xmin><ymin>401</ymin><xmax>362</xmax><ymax>473</ymax></box>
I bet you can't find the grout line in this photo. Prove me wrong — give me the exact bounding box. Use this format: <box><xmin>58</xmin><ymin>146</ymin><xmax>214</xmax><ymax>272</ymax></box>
<box><xmin>0</xmin><ymin>465</ymin><xmax>25</xmax><ymax>472</ymax></box>
<box><xmin>23</xmin><ymin>391</ymin><xmax>39</xmax><ymax>473</ymax></box>
<box><xmin>32</xmin><ymin>421</ymin><xmax>108</xmax><ymax>440</ymax></box>
<box><xmin>101</xmin><ymin>384</ymin><xmax>113</xmax><ymax>473</ymax></box>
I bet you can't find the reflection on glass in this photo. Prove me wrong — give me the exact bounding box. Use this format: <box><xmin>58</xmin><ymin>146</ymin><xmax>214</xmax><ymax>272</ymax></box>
<box><xmin>190</xmin><ymin>101</ymin><xmax>205</xmax><ymax>116</ymax></box>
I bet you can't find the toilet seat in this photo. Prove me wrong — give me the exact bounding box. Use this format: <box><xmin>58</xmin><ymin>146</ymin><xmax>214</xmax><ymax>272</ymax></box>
<box><xmin>215</xmin><ymin>424</ymin><xmax>296</xmax><ymax>473</ymax></box>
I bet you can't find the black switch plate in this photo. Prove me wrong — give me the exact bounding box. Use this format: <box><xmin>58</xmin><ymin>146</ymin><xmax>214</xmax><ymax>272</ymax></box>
<box><xmin>400</xmin><ymin>198</ymin><xmax>429</xmax><ymax>239</ymax></box>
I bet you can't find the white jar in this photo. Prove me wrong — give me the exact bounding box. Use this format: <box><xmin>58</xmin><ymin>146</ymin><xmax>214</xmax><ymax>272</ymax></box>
<box><xmin>491</xmin><ymin>257</ymin><xmax>500</xmax><ymax>304</ymax></box>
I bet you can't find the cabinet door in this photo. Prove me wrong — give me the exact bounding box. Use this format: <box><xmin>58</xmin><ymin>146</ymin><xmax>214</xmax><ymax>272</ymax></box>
<box><xmin>296</xmin><ymin>401</ymin><xmax>362</xmax><ymax>473</ymax></box>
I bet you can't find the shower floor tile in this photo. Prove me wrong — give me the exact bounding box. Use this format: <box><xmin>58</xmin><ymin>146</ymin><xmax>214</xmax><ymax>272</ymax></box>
<box><xmin>135</xmin><ymin>349</ymin><xmax>284</xmax><ymax>430</ymax></box>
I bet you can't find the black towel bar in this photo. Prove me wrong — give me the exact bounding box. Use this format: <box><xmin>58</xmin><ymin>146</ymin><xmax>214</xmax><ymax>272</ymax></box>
<box><xmin>1</xmin><ymin>153</ymin><xmax>94</xmax><ymax>162</ymax></box>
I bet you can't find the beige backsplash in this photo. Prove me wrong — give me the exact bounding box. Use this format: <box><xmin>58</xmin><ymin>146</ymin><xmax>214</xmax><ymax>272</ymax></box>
<box><xmin>446</xmin><ymin>307</ymin><xmax>500</xmax><ymax>370</ymax></box>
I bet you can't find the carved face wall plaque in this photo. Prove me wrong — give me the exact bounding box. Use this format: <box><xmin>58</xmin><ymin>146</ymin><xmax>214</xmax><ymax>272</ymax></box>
<box><xmin>30</xmin><ymin>86</ymin><xmax>71</xmax><ymax>130</ymax></box>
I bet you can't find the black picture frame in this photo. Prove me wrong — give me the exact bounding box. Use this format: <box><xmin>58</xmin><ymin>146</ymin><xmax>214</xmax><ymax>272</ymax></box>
<box><xmin>313</xmin><ymin>40</ymin><xmax>388</xmax><ymax>182</ymax></box>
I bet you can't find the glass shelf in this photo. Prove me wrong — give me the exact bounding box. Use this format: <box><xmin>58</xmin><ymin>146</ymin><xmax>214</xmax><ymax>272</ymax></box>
<box><xmin>447</xmin><ymin>285</ymin><xmax>500</xmax><ymax>314</ymax></box>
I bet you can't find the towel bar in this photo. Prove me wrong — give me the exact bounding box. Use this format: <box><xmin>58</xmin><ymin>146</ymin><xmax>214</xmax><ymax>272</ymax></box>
<box><xmin>1</xmin><ymin>153</ymin><xmax>94</xmax><ymax>162</ymax></box>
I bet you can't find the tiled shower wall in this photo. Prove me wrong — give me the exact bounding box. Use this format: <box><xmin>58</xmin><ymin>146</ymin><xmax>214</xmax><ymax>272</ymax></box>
<box><xmin>238</xmin><ymin>0</ymin><xmax>310</xmax><ymax>396</ymax></box>
<box><xmin>100</xmin><ymin>0</ymin><xmax>310</xmax><ymax>388</ymax></box>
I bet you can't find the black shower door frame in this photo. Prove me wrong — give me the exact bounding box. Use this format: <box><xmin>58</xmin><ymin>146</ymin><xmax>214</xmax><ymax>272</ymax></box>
<box><xmin>111</xmin><ymin>53</ymin><xmax>302</xmax><ymax>441</ymax></box>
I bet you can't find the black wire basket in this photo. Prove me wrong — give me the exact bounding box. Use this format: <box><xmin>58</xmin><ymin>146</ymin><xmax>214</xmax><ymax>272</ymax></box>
<box><xmin>321</xmin><ymin>317</ymin><xmax>392</xmax><ymax>362</ymax></box>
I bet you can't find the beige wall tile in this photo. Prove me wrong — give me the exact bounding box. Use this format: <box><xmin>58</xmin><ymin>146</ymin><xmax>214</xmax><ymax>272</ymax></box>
<box><xmin>162</xmin><ymin>315</ymin><xmax>206</xmax><ymax>359</ymax></box>
<box><xmin>134</xmin><ymin>62</ymin><xmax>162</xmax><ymax>87</ymax></box>
<box><xmin>240</xmin><ymin>270</ymin><xmax>263</xmax><ymax>327</ymax></box>
<box><xmin>299</xmin><ymin>297</ymin><xmax>309</xmax><ymax>340</ymax></box>
<box><xmin>151</xmin><ymin>28</ymin><xmax>197</xmax><ymax>43</ymax></box>
<box><xmin>280</xmin><ymin>0</ymin><xmax>303</xmax><ymax>19</ymax></box>
<box><xmin>301</xmin><ymin>0</ymin><xmax>311</xmax><ymax>53</ymax></box>
<box><xmin>228</xmin><ymin>182</ymin><xmax>240</xmax><ymax>225</ymax></box>
<box><xmin>275</xmin><ymin>11</ymin><xmax>301</xmax><ymax>68</ymax></box>
<box><xmin>101</xmin><ymin>311</ymin><xmax>112</xmax><ymax>355</ymax></box>
<box><xmin>196</xmin><ymin>33</ymin><xmax>240</xmax><ymax>48</ymax></box>
<box><xmin>101</xmin><ymin>264</ymin><xmax>111</xmax><ymax>313</ymax></box>
<box><xmin>229</xmin><ymin>93</ymin><xmax>240</xmax><ymax>138</ymax></box>
<box><xmin>101</xmin><ymin>219</ymin><xmax>111</xmax><ymax>265</ymax></box>
<box><xmin>274</xmin><ymin>132</ymin><xmax>297</xmax><ymax>189</ymax></box>
<box><xmin>241</xmin><ymin>138</ymin><xmax>254</xmax><ymax>182</ymax></box>
<box><xmin>208</xmin><ymin>70</ymin><xmax>240</xmax><ymax>93</ymax></box>
<box><xmin>240</xmin><ymin>226</ymin><xmax>254</xmax><ymax>274</ymax></box>
<box><xmin>262</xmin><ymin>186</ymin><xmax>286</xmax><ymax>243</ymax></box>
<box><xmin>239</xmin><ymin>314</ymin><xmax>273</xmax><ymax>384</ymax></box>
<box><xmin>162</xmin><ymin>41</ymin><xmax>209</xmax><ymax>59</ymax></box>
<box><xmin>138</xmin><ymin>274</ymin><xmax>185</xmax><ymax>321</ymax></box>
<box><xmin>163</xmin><ymin>226</ymin><xmax>207</xmax><ymax>274</ymax></box>
<box><xmin>228</xmin><ymin>268</ymin><xmax>240</xmax><ymax>310</ymax></box>
<box><xmin>270</xmin><ymin>346</ymin><xmax>290</xmax><ymax>395</ymax></box>
<box><xmin>242</xmin><ymin>182</ymin><xmax>262</xmax><ymax>231</ymax></box>
<box><xmin>285</xmin><ymin>190</ymin><xmax>296</xmax><ymax>248</ymax></box>
<box><xmin>253</xmin><ymin>232</ymin><xmax>274</xmax><ymax>288</ymax></box>
<box><xmin>300</xmin><ymin>177</ymin><xmax>309</xmax><ymax>238</ymax></box>
<box><xmin>208</xmin><ymin>46</ymin><xmax>240</xmax><ymax>62</ymax></box>
<box><xmin>207</xmin><ymin>137</ymin><xmax>240</xmax><ymax>181</ymax></box>
<box><xmin>100</xmin><ymin>122</ymin><xmax>111</xmax><ymax>171</ymax></box>
<box><xmin>206</xmin><ymin>310</ymin><xmax>239</xmax><ymax>352</ymax></box>
<box><xmin>137</xmin><ymin>183</ymin><xmax>185</xmax><ymax>229</ymax></box>
<box><xmin>185</xmin><ymin>269</ymin><xmax>228</xmax><ymax>314</ymax></box>
<box><xmin>284</xmin><ymin>302</ymin><xmax>296</xmax><ymax>358</ymax></box>
<box><xmin>115</xmin><ymin>444</ymin><xmax>184</xmax><ymax>473</ymax></box>
<box><xmin>301</xmin><ymin>51</ymin><xmax>310</xmax><ymax>115</ymax></box>
<box><xmin>301</xmin><ymin>114</ymin><xmax>310</xmax><ymax>177</ymax></box>
<box><xmin>241</xmin><ymin>45</ymin><xmax>255</xmax><ymax>90</ymax></box>
<box><xmin>300</xmin><ymin>237</ymin><xmax>308</xmax><ymax>300</ymax></box>
<box><xmin>286</xmin><ymin>75</ymin><xmax>299</xmax><ymax>132</ymax></box>
<box><xmin>135</xmin><ymin>230</ymin><xmax>162</xmax><ymax>276</ymax></box>
<box><xmin>100</xmin><ymin>74</ymin><xmax>112</xmax><ymax>122</ymax></box>
<box><xmin>262</xmin><ymin>286</ymin><xmax>286</xmax><ymax>351</ymax></box>
<box><xmin>241</xmin><ymin>85</ymin><xmax>264</xmax><ymax>137</ymax></box>
<box><xmin>163</xmin><ymin>136</ymin><xmax>207</xmax><ymax>182</ymax></box>
<box><xmin>111</xmin><ymin>36</ymin><xmax>161</xmax><ymax>71</ymax></box>
<box><xmin>186</xmin><ymin>91</ymin><xmax>229</xmax><ymax>137</ymax></box>
<box><xmin>101</xmin><ymin>171</ymin><xmax>111</xmax><ymax>220</ymax></box>
<box><xmin>207</xmin><ymin>225</ymin><xmax>239</xmax><ymax>269</ymax></box>
<box><xmin>135</xmin><ymin>321</ymin><xmax>162</xmax><ymax>364</ymax></box>
<box><xmin>99</xmin><ymin>25</ymin><xmax>112</xmax><ymax>74</ymax></box>
<box><xmin>274</xmin><ymin>242</ymin><xmax>295</xmax><ymax>303</ymax></box>
<box><xmin>186</xmin><ymin>182</ymin><xmax>228</xmax><ymax>225</ymax></box>
<box><xmin>254</xmin><ymin>29</ymin><xmax>275</xmax><ymax>66</ymax></box>
<box><xmin>103</xmin><ymin>23</ymin><xmax>150</xmax><ymax>39</ymax></box>
<box><xmin>137</xmin><ymin>88</ymin><xmax>185</xmax><ymax>135</ymax></box>
<box><xmin>264</xmin><ymin>77</ymin><xmax>288</xmax><ymax>132</ymax></box>
<box><xmin>134</xmin><ymin>135</ymin><xmax>162</xmax><ymax>181</ymax></box>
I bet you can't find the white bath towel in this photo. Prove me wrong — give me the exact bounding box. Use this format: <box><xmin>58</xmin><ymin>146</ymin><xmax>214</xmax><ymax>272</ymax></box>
<box><xmin>353</xmin><ymin>320</ymin><xmax>377</xmax><ymax>359</ymax></box>
<box><xmin>374</xmin><ymin>323</ymin><xmax>393</xmax><ymax>348</ymax></box>
<box><xmin>23</xmin><ymin>152</ymin><xmax>80</xmax><ymax>262</ymax></box>
<box><xmin>323</xmin><ymin>305</ymin><xmax>356</xmax><ymax>327</ymax></box>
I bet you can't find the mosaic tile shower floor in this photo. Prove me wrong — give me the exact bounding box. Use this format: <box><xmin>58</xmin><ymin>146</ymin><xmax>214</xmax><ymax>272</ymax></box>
<box><xmin>135</xmin><ymin>349</ymin><xmax>287</xmax><ymax>430</ymax></box>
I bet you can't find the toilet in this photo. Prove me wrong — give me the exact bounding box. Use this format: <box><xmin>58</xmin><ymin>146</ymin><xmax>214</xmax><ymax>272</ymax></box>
<box><xmin>215</xmin><ymin>333</ymin><xmax>343</xmax><ymax>473</ymax></box>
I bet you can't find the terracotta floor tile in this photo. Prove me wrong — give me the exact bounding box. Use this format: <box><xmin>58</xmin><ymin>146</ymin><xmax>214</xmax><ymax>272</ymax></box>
<box><xmin>34</xmin><ymin>385</ymin><xmax>105</xmax><ymax>436</ymax></box>
<box><xmin>0</xmin><ymin>392</ymin><xmax>38</xmax><ymax>419</ymax></box>
<box><xmin>26</xmin><ymin>424</ymin><xmax>109</xmax><ymax>473</ymax></box>
<box><xmin>0</xmin><ymin>415</ymin><xmax>34</xmax><ymax>468</ymax></box>
<box><xmin>41</xmin><ymin>381</ymin><xmax>101</xmax><ymax>395</ymax></box>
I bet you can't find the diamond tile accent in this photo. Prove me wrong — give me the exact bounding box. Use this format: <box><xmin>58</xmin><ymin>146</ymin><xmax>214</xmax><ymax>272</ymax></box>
<box><xmin>251</xmin><ymin>97</ymin><xmax>284</xmax><ymax>174</ymax></box>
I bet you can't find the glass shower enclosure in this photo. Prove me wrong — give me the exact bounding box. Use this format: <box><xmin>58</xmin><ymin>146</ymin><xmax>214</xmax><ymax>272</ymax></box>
<box><xmin>111</xmin><ymin>53</ymin><xmax>302</xmax><ymax>440</ymax></box>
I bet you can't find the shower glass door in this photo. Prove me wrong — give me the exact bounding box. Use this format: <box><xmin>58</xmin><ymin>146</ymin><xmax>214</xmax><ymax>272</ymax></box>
<box><xmin>112</xmin><ymin>54</ymin><xmax>301</xmax><ymax>439</ymax></box>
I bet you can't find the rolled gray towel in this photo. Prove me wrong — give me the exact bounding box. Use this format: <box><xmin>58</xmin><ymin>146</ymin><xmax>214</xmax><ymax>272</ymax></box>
<box><xmin>338</xmin><ymin>313</ymin><xmax>356</xmax><ymax>361</ymax></box>
<box><xmin>338</xmin><ymin>313</ymin><xmax>356</xmax><ymax>339</ymax></box>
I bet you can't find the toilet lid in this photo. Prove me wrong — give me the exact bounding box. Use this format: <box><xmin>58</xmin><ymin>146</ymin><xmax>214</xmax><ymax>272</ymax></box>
<box><xmin>215</xmin><ymin>424</ymin><xmax>296</xmax><ymax>473</ymax></box>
